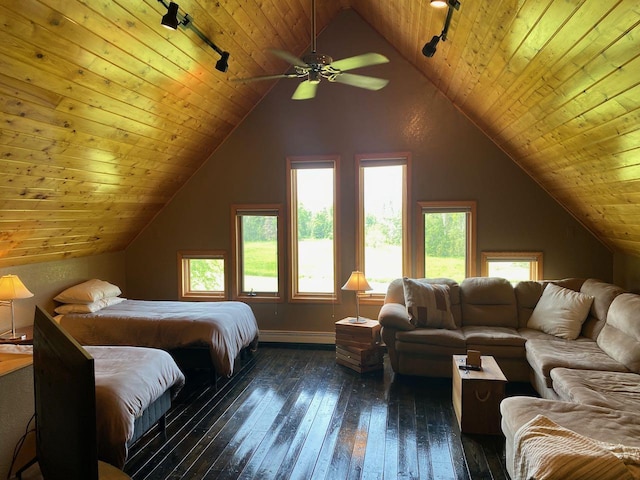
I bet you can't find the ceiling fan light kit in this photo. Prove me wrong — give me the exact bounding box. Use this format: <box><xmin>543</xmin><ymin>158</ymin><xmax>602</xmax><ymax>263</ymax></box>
<box><xmin>234</xmin><ymin>0</ymin><xmax>390</xmax><ymax>100</ymax></box>
<box><xmin>423</xmin><ymin>0</ymin><xmax>461</xmax><ymax>58</ymax></box>
<box><xmin>157</xmin><ymin>0</ymin><xmax>230</xmax><ymax>73</ymax></box>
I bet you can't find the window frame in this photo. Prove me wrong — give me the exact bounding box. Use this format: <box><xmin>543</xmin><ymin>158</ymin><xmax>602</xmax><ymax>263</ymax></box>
<box><xmin>481</xmin><ymin>251</ymin><xmax>544</xmax><ymax>281</ymax></box>
<box><xmin>231</xmin><ymin>204</ymin><xmax>284</xmax><ymax>302</ymax></box>
<box><xmin>177</xmin><ymin>250</ymin><xmax>227</xmax><ymax>301</ymax></box>
<box><xmin>286</xmin><ymin>155</ymin><xmax>340</xmax><ymax>303</ymax></box>
<box><xmin>416</xmin><ymin>201</ymin><xmax>477</xmax><ymax>280</ymax></box>
<box><xmin>356</xmin><ymin>152</ymin><xmax>411</xmax><ymax>303</ymax></box>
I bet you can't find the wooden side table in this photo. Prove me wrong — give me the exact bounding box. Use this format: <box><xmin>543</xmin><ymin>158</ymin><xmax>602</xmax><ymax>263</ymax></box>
<box><xmin>452</xmin><ymin>354</ymin><xmax>507</xmax><ymax>435</ymax></box>
<box><xmin>335</xmin><ymin>318</ymin><xmax>384</xmax><ymax>373</ymax></box>
<box><xmin>0</xmin><ymin>326</ymin><xmax>33</xmax><ymax>345</ymax></box>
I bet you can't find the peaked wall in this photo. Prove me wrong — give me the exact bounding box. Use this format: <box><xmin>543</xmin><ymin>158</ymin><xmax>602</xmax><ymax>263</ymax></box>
<box><xmin>125</xmin><ymin>10</ymin><xmax>612</xmax><ymax>335</ymax></box>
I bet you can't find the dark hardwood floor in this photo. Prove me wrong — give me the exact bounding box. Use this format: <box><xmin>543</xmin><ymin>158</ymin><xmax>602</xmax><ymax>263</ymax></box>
<box><xmin>125</xmin><ymin>346</ymin><xmax>536</xmax><ymax>480</ymax></box>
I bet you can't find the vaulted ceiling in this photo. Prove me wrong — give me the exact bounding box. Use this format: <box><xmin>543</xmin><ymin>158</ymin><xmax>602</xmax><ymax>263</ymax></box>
<box><xmin>1</xmin><ymin>0</ymin><xmax>639</xmax><ymax>268</ymax></box>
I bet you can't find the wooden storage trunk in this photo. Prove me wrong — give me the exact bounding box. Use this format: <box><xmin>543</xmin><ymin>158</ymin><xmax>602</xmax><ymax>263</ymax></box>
<box><xmin>452</xmin><ymin>355</ymin><xmax>507</xmax><ymax>435</ymax></box>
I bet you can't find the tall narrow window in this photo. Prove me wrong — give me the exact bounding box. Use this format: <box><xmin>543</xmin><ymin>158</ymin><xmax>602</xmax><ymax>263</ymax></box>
<box><xmin>357</xmin><ymin>153</ymin><xmax>410</xmax><ymax>296</ymax></box>
<box><xmin>287</xmin><ymin>156</ymin><xmax>339</xmax><ymax>301</ymax></box>
<box><xmin>178</xmin><ymin>251</ymin><xmax>227</xmax><ymax>300</ymax></box>
<box><xmin>418</xmin><ymin>201</ymin><xmax>476</xmax><ymax>283</ymax></box>
<box><xmin>232</xmin><ymin>205</ymin><xmax>283</xmax><ymax>301</ymax></box>
<box><xmin>481</xmin><ymin>252</ymin><xmax>543</xmax><ymax>284</ymax></box>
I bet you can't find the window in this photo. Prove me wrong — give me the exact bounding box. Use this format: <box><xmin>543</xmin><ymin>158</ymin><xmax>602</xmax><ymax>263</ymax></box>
<box><xmin>178</xmin><ymin>251</ymin><xmax>227</xmax><ymax>300</ymax></box>
<box><xmin>356</xmin><ymin>153</ymin><xmax>410</xmax><ymax>297</ymax></box>
<box><xmin>231</xmin><ymin>205</ymin><xmax>284</xmax><ymax>301</ymax></box>
<box><xmin>481</xmin><ymin>252</ymin><xmax>543</xmax><ymax>284</ymax></box>
<box><xmin>287</xmin><ymin>156</ymin><xmax>339</xmax><ymax>301</ymax></box>
<box><xmin>417</xmin><ymin>201</ymin><xmax>476</xmax><ymax>283</ymax></box>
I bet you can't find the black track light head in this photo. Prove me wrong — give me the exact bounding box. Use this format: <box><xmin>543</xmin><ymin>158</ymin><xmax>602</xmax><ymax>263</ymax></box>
<box><xmin>216</xmin><ymin>52</ymin><xmax>230</xmax><ymax>73</ymax></box>
<box><xmin>161</xmin><ymin>2</ymin><xmax>179</xmax><ymax>30</ymax></box>
<box><xmin>422</xmin><ymin>35</ymin><xmax>440</xmax><ymax>57</ymax></box>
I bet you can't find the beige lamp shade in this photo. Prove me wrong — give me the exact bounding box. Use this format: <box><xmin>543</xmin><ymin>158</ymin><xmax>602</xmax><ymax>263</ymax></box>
<box><xmin>341</xmin><ymin>271</ymin><xmax>372</xmax><ymax>292</ymax></box>
<box><xmin>0</xmin><ymin>275</ymin><xmax>34</xmax><ymax>300</ymax></box>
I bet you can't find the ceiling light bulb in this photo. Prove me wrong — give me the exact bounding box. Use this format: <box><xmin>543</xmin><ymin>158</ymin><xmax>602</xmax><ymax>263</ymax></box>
<box><xmin>430</xmin><ymin>0</ymin><xmax>448</xmax><ymax>8</ymax></box>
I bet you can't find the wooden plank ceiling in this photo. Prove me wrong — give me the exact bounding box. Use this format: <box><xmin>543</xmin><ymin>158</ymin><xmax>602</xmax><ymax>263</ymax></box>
<box><xmin>1</xmin><ymin>0</ymin><xmax>639</xmax><ymax>268</ymax></box>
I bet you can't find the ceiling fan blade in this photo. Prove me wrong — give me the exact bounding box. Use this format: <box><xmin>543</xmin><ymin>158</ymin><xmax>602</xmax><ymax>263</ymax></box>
<box><xmin>330</xmin><ymin>53</ymin><xmax>389</xmax><ymax>72</ymax></box>
<box><xmin>332</xmin><ymin>73</ymin><xmax>389</xmax><ymax>91</ymax></box>
<box><xmin>269</xmin><ymin>49</ymin><xmax>308</xmax><ymax>68</ymax></box>
<box><xmin>233</xmin><ymin>72</ymin><xmax>302</xmax><ymax>83</ymax></box>
<box><xmin>291</xmin><ymin>80</ymin><xmax>318</xmax><ymax>100</ymax></box>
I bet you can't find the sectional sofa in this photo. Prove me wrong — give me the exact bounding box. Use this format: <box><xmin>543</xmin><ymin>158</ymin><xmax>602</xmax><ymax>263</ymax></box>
<box><xmin>378</xmin><ymin>276</ymin><xmax>640</xmax><ymax>479</ymax></box>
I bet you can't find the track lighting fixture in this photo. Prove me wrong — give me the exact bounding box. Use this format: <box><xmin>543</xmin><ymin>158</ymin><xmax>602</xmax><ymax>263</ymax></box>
<box><xmin>161</xmin><ymin>2</ymin><xmax>179</xmax><ymax>29</ymax></box>
<box><xmin>422</xmin><ymin>35</ymin><xmax>440</xmax><ymax>57</ymax></box>
<box><xmin>430</xmin><ymin>0</ymin><xmax>460</xmax><ymax>9</ymax></box>
<box><xmin>422</xmin><ymin>0</ymin><xmax>461</xmax><ymax>58</ymax></box>
<box><xmin>157</xmin><ymin>0</ymin><xmax>230</xmax><ymax>73</ymax></box>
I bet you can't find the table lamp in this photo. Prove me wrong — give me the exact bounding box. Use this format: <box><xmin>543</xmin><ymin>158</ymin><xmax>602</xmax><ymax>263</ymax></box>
<box><xmin>341</xmin><ymin>271</ymin><xmax>372</xmax><ymax>323</ymax></box>
<box><xmin>0</xmin><ymin>274</ymin><xmax>34</xmax><ymax>341</ymax></box>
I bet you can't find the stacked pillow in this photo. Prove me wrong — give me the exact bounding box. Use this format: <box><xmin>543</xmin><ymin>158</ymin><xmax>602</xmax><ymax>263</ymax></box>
<box><xmin>54</xmin><ymin>279</ymin><xmax>124</xmax><ymax>314</ymax></box>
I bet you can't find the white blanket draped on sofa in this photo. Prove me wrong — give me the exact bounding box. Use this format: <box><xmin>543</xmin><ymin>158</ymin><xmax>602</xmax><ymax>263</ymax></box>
<box><xmin>513</xmin><ymin>414</ymin><xmax>640</xmax><ymax>480</ymax></box>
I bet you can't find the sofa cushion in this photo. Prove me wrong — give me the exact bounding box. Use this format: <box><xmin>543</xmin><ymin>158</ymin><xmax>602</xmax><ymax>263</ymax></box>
<box><xmin>461</xmin><ymin>325</ymin><xmax>525</xmax><ymax>347</ymax></box>
<box><xmin>402</xmin><ymin>278</ymin><xmax>456</xmax><ymax>329</ymax></box>
<box><xmin>500</xmin><ymin>397</ymin><xmax>640</xmax><ymax>480</ymax></box>
<box><xmin>527</xmin><ymin>283</ymin><xmax>594</xmax><ymax>340</ymax></box>
<box><xmin>460</xmin><ymin>277</ymin><xmax>518</xmax><ymax>328</ymax></box>
<box><xmin>396</xmin><ymin>327</ymin><xmax>466</xmax><ymax>348</ymax></box>
<box><xmin>526</xmin><ymin>338</ymin><xmax>629</xmax><ymax>388</ymax></box>
<box><xmin>550</xmin><ymin>368</ymin><xmax>640</xmax><ymax>413</ymax></box>
<box><xmin>597</xmin><ymin>293</ymin><xmax>640</xmax><ymax>373</ymax></box>
<box><xmin>579</xmin><ymin>279</ymin><xmax>625</xmax><ymax>340</ymax></box>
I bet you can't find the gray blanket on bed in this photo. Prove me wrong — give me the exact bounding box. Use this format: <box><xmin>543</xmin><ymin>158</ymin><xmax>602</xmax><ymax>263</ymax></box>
<box><xmin>61</xmin><ymin>300</ymin><xmax>260</xmax><ymax>377</ymax></box>
<box><xmin>88</xmin><ymin>346</ymin><xmax>185</xmax><ymax>469</ymax></box>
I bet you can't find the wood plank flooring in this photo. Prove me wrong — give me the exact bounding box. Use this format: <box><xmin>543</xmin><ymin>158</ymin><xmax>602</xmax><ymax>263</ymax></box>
<box><xmin>124</xmin><ymin>346</ymin><xmax>536</xmax><ymax>480</ymax></box>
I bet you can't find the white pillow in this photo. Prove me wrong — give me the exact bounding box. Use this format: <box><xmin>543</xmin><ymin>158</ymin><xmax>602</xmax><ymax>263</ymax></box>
<box><xmin>527</xmin><ymin>283</ymin><xmax>594</xmax><ymax>339</ymax></box>
<box><xmin>54</xmin><ymin>279</ymin><xmax>122</xmax><ymax>304</ymax></box>
<box><xmin>54</xmin><ymin>296</ymin><xmax>125</xmax><ymax>315</ymax></box>
<box><xmin>403</xmin><ymin>278</ymin><xmax>456</xmax><ymax>329</ymax></box>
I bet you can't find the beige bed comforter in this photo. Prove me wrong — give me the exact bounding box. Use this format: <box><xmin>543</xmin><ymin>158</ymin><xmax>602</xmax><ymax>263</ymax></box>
<box><xmin>88</xmin><ymin>346</ymin><xmax>185</xmax><ymax>469</ymax></box>
<box><xmin>60</xmin><ymin>300</ymin><xmax>259</xmax><ymax>377</ymax></box>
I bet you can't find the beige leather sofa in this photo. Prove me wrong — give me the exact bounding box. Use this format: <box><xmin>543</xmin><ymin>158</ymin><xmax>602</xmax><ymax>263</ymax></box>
<box><xmin>379</xmin><ymin>276</ymin><xmax>640</xmax><ymax>479</ymax></box>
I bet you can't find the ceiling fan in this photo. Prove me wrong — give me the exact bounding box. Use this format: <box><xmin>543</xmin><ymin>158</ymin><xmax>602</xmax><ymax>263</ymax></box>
<box><xmin>235</xmin><ymin>0</ymin><xmax>390</xmax><ymax>100</ymax></box>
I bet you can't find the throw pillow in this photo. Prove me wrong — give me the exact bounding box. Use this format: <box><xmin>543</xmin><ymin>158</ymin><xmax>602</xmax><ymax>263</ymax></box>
<box><xmin>54</xmin><ymin>296</ymin><xmax>125</xmax><ymax>315</ymax></box>
<box><xmin>54</xmin><ymin>279</ymin><xmax>122</xmax><ymax>304</ymax></box>
<box><xmin>527</xmin><ymin>283</ymin><xmax>594</xmax><ymax>339</ymax></box>
<box><xmin>402</xmin><ymin>278</ymin><xmax>456</xmax><ymax>329</ymax></box>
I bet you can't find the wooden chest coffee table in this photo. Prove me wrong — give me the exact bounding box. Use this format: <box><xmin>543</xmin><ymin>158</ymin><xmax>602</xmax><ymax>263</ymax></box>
<box><xmin>452</xmin><ymin>354</ymin><xmax>507</xmax><ymax>435</ymax></box>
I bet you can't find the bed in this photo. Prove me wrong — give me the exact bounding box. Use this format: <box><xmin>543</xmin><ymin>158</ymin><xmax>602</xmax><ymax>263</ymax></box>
<box><xmin>10</xmin><ymin>307</ymin><xmax>186</xmax><ymax>474</ymax></box>
<box><xmin>57</xmin><ymin>298</ymin><xmax>260</xmax><ymax>379</ymax></box>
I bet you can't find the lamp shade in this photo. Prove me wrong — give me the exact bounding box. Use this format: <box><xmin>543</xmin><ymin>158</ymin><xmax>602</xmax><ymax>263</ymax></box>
<box><xmin>0</xmin><ymin>275</ymin><xmax>34</xmax><ymax>300</ymax></box>
<box><xmin>430</xmin><ymin>0</ymin><xmax>448</xmax><ymax>7</ymax></box>
<box><xmin>341</xmin><ymin>271</ymin><xmax>372</xmax><ymax>292</ymax></box>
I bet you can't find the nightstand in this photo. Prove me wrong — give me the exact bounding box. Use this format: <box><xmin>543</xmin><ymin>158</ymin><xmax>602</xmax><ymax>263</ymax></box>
<box><xmin>0</xmin><ymin>326</ymin><xmax>33</xmax><ymax>345</ymax></box>
<box><xmin>335</xmin><ymin>318</ymin><xmax>384</xmax><ymax>373</ymax></box>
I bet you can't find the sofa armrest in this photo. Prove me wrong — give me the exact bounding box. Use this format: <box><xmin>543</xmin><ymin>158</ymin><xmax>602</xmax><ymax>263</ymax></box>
<box><xmin>378</xmin><ymin>303</ymin><xmax>415</xmax><ymax>331</ymax></box>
